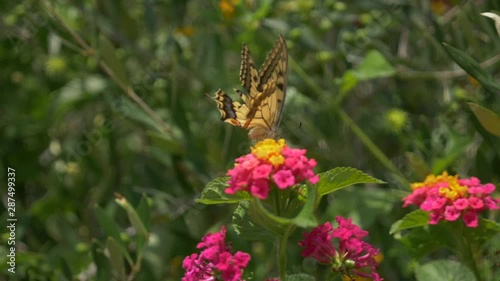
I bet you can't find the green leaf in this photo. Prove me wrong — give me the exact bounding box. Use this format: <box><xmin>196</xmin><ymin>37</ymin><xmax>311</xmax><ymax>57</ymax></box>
<box><xmin>115</xmin><ymin>195</ymin><xmax>149</xmax><ymax>239</ymax></box>
<box><xmin>467</xmin><ymin>102</ymin><xmax>500</xmax><ymax>136</ymax></box>
<box><xmin>104</xmin><ymin>96</ymin><xmax>161</xmax><ymax>131</ymax></box>
<box><xmin>197</xmin><ymin>177</ymin><xmax>251</xmax><ymax>204</ymax></box>
<box><xmin>317</xmin><ymin>167</ymin><xmax>385</xmax><ymax>197</ymax></box>
<box><xmin>443</xmin><ymin>43</ymin><xmax>500</xmax><ymax>92</ymax></box>
<box><xmin>148</xmin><ymin>130</ymin><xmax>187</xmax><ymax>155</ymax></box>
<box><xmin>287</xmin><ymin>273</ymin><xmax>316</xmax><ymax>281</ymax></box>
<box><xmin>415</xmin><ymin>260</ymin><xmax>476</xmax><ymax>281</ymax></box>
<box><xmin>91</xmin><ymin>240</ymin><xmax>113</xmax><ymax>281</ymax></box>
<box><xmin>340</xmin><ymin>70</ymin><xmax>359</xmax><ymax>94</ymax></box>
<box><xmin>354</xmin><ymin>50</ymin><xmax>396</xmax><ymax>80</ymax></box>
<box><xmin>248</xmin><ymin>198</ymin><xmax>293</xmax><ymax>236</ymax></box>
<box><xmin>465</xmin><ymin>218</ymin><xmax>500</xmax><ymax>244</ymax></box>
<box><xmin>232</xmin><ymin>201</ymin><xmax>275</xmax><ymax>242</ymax></box>
<box><xmin>136</xmin><ymin>194</ymin><xmax>151</xmax><ymax>232</ymax></box>
<box><xmin>106</xmin><ymin>237</ymin><xmax>125</xmax><ymax>280</ymax></box>
<box><xmin>432</xmin><ymin>130</ymin><xmax>473</xmax><ymax>174</ymax></box>
<box><xmin>292</xmin><ymin>184</ymin><xmax>318</xmax><ymax>228</ymax></box>
<box><xmin>390</xmin><ymin>210</ymin><xmax>429</xmax><ymax>234</ymax></box>
<box><xmin>95</xmin><ymin>206</ymin><xmax>123</xmax><ymax>244</ymax></box>
<box><xmin>99</xmin><ymin>34</ymin><xmax>128</xmax><ymax>87</ymax></box>
<box><xmin>94</xmin><ymin>206</ymin><xmax>133</xmax><ymax>264</ymax></box>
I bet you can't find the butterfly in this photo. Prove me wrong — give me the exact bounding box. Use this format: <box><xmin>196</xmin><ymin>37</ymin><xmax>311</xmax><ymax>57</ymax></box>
<box><xmin>207</xmin><ymin>35</ymin><xmax>288</xmax><ymax>141</ymax></box>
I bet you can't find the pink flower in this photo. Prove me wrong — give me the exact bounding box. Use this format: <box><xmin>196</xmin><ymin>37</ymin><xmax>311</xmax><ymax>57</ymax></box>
<box><xmin>252</xmin><ymin>164</ymin><xmax>272</xmax><ymax>179</ymax></box>
<box><xmin>299</xmin><ymin>217</ymin><xmax>383</xmax><ymax>281</ymax></box>
<box><xmin>463</xmin><ymin>210</ymin><xmax>479</xmax><ymax>228</ymax></box>
<box><xmin>182</xmin><ymin>226</ymin><xmax>250</xmax><ymax>281</ymax></box>
<box><xmin>273</xmin><ymin>170</ymin><xmax>295</xmax><ymax>189</ymax></box>
<box><xmin>444</xmin><ymin>206</ymin><xmax>461</xmax><ymax>221</ymax></box>
<box><xmin>299</xmin><ymin>222</ymin><xmax>336</xmax><ymax>264</ymax></box>
<box><xmin>403</xmin><ymin>172</ymin><xmax>500</xmax><ymax>228</ymax></box>
<box><xmin>225</xmin><ymin>139</ymin><xmax>318</xmax><ymax>199</ymax></box>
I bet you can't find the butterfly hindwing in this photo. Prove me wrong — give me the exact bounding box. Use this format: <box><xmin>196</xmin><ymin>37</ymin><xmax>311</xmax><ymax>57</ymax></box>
<box><xmin>208</xmin><ymin>35</ymin><xmax>288</xmax><ymax>141</ymax></box>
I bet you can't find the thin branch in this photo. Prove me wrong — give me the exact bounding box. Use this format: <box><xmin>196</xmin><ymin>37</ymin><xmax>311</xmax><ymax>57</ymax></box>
<box><xmin>42</xmin><ymin>1</ymin><xmax>171</xmax><ymax>133</ymax></box>
<box><xmin>397</xmin><ymin>53</ymin><xmax>500</xmax><ymax>80</ymax></box>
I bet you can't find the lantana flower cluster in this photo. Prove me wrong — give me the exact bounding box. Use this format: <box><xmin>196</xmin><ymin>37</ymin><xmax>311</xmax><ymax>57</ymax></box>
<box><xmin>182</xmin><ymin>226</ymin><xmax>250</xmax><ymax>281</ymax></box>
<box><xmin>226</xmin><ymin>139</ymin><xmax>319</xmax><ymax>199</ymax></box>
<box><xmin>299</xmin><ymin>216</ymin><xmax>383</xmax><ymax>281</ymax></box>
<box><xmin>403</xmin><ymin>172</ymin><xmax>499</xmax><ymax>228</ymax></box>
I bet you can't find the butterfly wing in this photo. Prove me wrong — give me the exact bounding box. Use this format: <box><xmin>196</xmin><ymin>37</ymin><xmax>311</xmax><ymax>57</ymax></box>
<box><xmin>208</xmin><ymin>35</ymin><xmax>288</xmax><ymax>140</ymax></box>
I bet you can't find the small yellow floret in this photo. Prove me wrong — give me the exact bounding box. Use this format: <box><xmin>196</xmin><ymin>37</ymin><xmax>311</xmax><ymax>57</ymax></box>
<box><xmin>251</xmin><ymin>139</ymin><xmax>286</xmax><ymax>166</ymax></box>
<box><xmin>412</xmin><ymin>171</ymin><xmax>469</xmax><ymax>200</ymax></box>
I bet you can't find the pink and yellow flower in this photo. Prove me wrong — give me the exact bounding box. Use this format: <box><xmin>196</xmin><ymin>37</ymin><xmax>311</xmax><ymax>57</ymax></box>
<box><xmin>226</xmin><ymin>139</ymin><xmax>319</xmax><ymax>199</ymax></box>
<box><xmin>182</xmin><ymin>226</ymin><xmax>251</xmax><ymax>281</ymax></box>
<box><xmin>403</xmin><ymin>172</ymin><xmax>499</xmax><ymax>227</ymax></box>
<box><xmin>299</xmin><ymin>216</ymin><xmax>383</xmax><ymax>281</ymax></box>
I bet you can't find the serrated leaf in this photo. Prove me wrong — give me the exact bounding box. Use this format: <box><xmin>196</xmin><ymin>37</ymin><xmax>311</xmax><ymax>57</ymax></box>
<box><xmin>317</xmin><ymin>167</ymin><xmax>385</xmax><ymax>197</ymax></box>
<box><xmin>106</xmin><ymin>237</ymin><xmax>125</xmax><ymax>280</ymax></box>
<box><xmin>115</xmin><ymin>194</ymin><xmax>149</xmax><ymax>239</ymax></box>
<box><xmin>232</xmin><ymin>201</ymin><xmax>275</xmax><ymax>242</ymax></box>
<box><xmin>443</xmin><ymin>43</ymin><xmax>500</xmax><ymax>92</ymax></box>
<box><xmin>468</xmin><ymin>102</ymin><xmax>500</xmax><ymax>136</ymax></box>
<box><xmin>390</xmin><ymin>210</ymin><xmax>429</xmax><ymax>234</ymax></box>
<box><xmin>197</xmin><ymin>177</ymin><xmax>251</xmax><ymax>204</ymax></box>
<box><xmin>415</xmin><ymin>260</ymin><xmax>476</xmax><ymax>281</ymax></box>
<box><xmin>287</xmin><ymin>273</ymin><xmax>316</xmax><ymax>281</ymax></box>
<box><xmin>99</xmin><ymin>35</ymin><xmax>128</xmax><ymax>87</ymax></box>
<box><xmin>354</xmin><ymin>50</ymin><xmax>396</xmax><ymax>80</ymax></box>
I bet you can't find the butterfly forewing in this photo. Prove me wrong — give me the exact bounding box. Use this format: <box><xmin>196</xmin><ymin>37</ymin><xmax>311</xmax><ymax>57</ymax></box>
<box><xmin>239</xmin><ymin>45</ymin><xmax>260</xmax><ymax>95</ymax></box>
<box><xmin>208</xmin><ymin>35</ymin><xmax>288</xmax><ymax>141</ymax></box>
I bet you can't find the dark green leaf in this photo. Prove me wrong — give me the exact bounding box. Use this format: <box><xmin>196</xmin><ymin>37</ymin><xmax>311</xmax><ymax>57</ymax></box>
<box><xmin>287</xmin><ymin>273</ymin><xmax>316</xmax><ymax>281</ymax></box>
<box><xmin>106</xmin><ymin>237</ymin><xmax>125</xmax><ymax>280</ymax></box>
<box><xmin>390</xmin><ymin>210</ymin><xmax>429</xmax><ymax>234</ymax></box>
<box><xmin>248</xmin><ymin>198</ymin><xmax>293</xmax><ymax>236</ymax></box>
<box><xmin>443</xmin><ymin>43</ymin><xmax>500</xmax><ymax>92</ymax></box>
<box><xmin>115</xmin><ymin>195</ymin><xmax>149</xmax><ymax>239</ymax></box>
<box><xmin>415</xmin><ymin>260</ymin><xmax>476</xmax><ymax>281</ymax></box>
<box><xmin>232</xmin><ymin>201</ymin><xmax>275</xmax><ymax>242</ymax></box>
<box><xmin>197</xmin><ymin>177</ymin><xmax>251</xmax><ymax>204</ymax></box>
<box><xmin>317</xmin><ymin>167</ymin><xmax>385</xmax><ymax>197</ymax></box>
<box><xmin>99</xmin><ymin>35</ymin><xmax>129</xmax><ymax>87</ymax></box>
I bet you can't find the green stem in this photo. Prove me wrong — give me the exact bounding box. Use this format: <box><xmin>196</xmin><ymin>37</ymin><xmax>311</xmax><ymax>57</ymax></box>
<box><xmin>277</xmin><ymin>226</ymin><xmax>293</xmax><ymax>281</ymax></box>
<box><xmin>289</xmin><ymin>57</ymin><xmax>408</xmax><ymax>187</ymax></box>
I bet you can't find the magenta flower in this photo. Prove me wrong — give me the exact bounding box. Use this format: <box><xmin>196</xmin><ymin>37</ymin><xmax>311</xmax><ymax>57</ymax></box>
<box><xmin>226</xmin><ymin>139</ymin><xmax>318</xmax><ymax>199</ymax></box>
<box><xmin>299</xmin><ymin>216</ymin><xmax>383</xmax><ymax>281</ymax></box>
<box><xmin>182</xmin><ymin>226</ymin><xmax>251</xmax><ymax>281</ymax></box>
<box><xmin>403</xmin><ymin>172</ymin><xmax>499</xmax><ymax>227</ymax></box>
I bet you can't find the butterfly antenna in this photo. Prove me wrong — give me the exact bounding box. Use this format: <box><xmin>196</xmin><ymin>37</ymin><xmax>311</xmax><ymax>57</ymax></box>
<box><xmin>280</xmin><ymin>121</ymin><xmax>302</xmax><ymax>137</ymax></box>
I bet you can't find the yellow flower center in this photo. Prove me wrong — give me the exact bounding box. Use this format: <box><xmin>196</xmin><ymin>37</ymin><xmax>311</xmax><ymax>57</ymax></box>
<box><xmin>411</xmin><ymin>171</ymin><xmax>468</xmax><ymax>201</ymax></box>
<box><xmin>251</xmin><ymin>139</ymin><xmax>286</xmax><ymax>166</ymax></box>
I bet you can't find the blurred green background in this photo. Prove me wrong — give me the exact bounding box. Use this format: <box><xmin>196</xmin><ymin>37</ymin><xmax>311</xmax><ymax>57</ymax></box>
<box><xmin>1</xmin><ymin>0</ymin><xmax>499</xmax><ymax>280</ymax></box>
